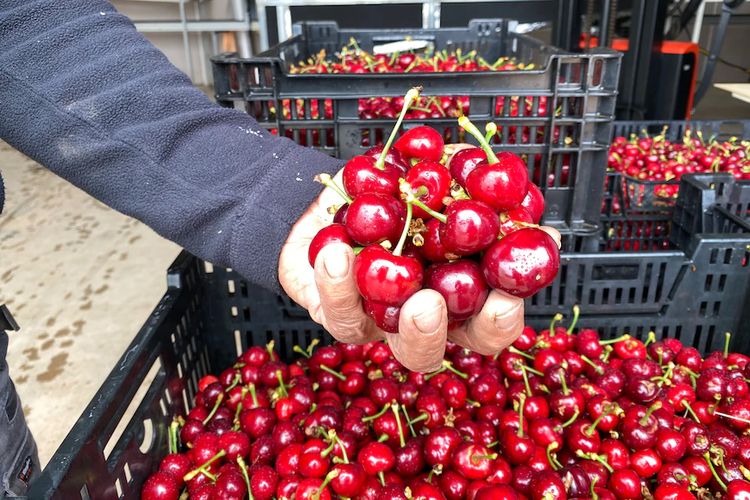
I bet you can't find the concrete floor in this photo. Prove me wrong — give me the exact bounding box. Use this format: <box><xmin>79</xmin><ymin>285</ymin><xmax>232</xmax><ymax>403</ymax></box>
<box><xmin>0</xmin><ymin>141</ymin><xmax>179</xmax><ymax>466</ymax></box>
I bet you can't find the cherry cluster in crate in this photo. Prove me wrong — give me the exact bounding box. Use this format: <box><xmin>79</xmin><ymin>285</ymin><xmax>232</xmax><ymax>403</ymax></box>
<box><xmin>308</xmin><ymin>88</ymin><xmax>559</xmax><ymax>333</ymax></box>
<box><xmin>143</xmin><ymin>310</ymin><xmax>750</xmax><ymax>500</ymax></box>
<box><xmin>608</xmin><ymin>129</ymin><xmax>750</xmax><ymax>203</ymax></box>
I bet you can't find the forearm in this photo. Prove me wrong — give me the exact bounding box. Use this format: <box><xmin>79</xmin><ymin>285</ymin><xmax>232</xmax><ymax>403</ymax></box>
<box><xmin>0</xmin><ymin>0</ymin><xmax>341</xmax><ymax>292</ymax></box>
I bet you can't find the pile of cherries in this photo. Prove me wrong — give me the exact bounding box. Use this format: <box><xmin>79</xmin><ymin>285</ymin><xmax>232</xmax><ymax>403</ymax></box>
<box><xmin>608</xmin><ymin>129</ymin><xmax>750</xmax><ymax>206</ymax></box>
<box><xmin>142</xmin><ymin>312</ymin><xmax>750</xmax><ymax>500</ymax></box>
<box><xmin>308</xmin><ymin>87</ymin><xmax>559</xmax><ymax>333</ymax></box>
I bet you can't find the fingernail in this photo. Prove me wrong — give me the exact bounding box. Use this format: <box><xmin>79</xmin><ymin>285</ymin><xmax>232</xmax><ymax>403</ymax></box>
<box><xmin>324</xmin><ymin>251</ymin><xmax>349</xmax><ymax>279</ymax></box>
<box><xmin>413</xmin><ymin>305</ymin><xmax>443</xmax><ymax>333</ymax></box>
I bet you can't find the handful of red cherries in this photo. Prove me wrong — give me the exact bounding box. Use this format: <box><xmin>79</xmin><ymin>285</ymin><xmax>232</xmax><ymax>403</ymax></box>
<box><xmin>308</xmin><ymin>87</ymin><xmax>560</xmax><ymax>333</ymax></box>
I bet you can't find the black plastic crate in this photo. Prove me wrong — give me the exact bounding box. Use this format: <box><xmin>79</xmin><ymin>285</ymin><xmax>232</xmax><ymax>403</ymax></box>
<box><xmin>212</xmin><ymin>19</ymin><xmax>621</xmax><ymax>234</ymax></box>
<box><xmin>607</xmin><ymin>119</ymin><xmax>750</xmax><ymax>215</ymax></box>
<box><xmin>27</xmin><ymin>173</ymin><xmax>750</xmax><ymax>498</ymax></box>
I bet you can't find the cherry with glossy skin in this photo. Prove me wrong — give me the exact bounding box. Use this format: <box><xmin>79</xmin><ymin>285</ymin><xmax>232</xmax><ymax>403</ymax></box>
<box><xmin>354</xmin><ymin>245</ymin><xmax>423</xmax><ymax>307</ymax></box>
<box><xmin>308</xmin><ymin>223</ymin><xmax>354</xmax><ymax>267</ymax></box>
<box><xmin>345</xmin><ymin>193</ymin><xmax>404</xmax><ymax>246</ymax></box>
<box><xmin>358</xmin><ymin>441</ymin><xmax>396</xmax><ymax>475</ymax></box>
<box><xmin>481</xmin><ymin>227</ymin><xmax>559</xmax><ymax>298</ymax></box>
<box><xmin>330</xmin><ymin>463</ymin><xmax>366</xmax><ymax>497</ymax></box>
<box><xmin>424</xmin><ymin>426</ymin><xmax>462</xmax><ymax>467</ymax></box>
<box><xmin>342</xmin><ymin>155</ymin><xmax>402</xmax><ymax>197</ymax></box>
<box><xmin>365</xmin><ymin>144</ymin><xmax>409</xmax><ymax>174</ymax></box>
<box><xmin>419</xmin><ymin>218</ymin><xmax>452</xmax><ymax>262</ymax></box>
<box><xmin>363</xmin><ymin>299</ymin><xmax>401</xmax><ymax>333</ymax></box>
<box><xmin>159</xmin><ymin>454</ymin><xmax>191</xmax><ymax>486</ymax></box>
<box><xmin>520</xmin><ymin>182</ymin><xmax>545</xmax><ymax>223</ymax></box>
<box><xmin>727</xmin><ymin>479</ymin><xmax>750</xmax><ymax>500</ymax></box>
<box><xmin>394</xmin><ymin>125</ymin><xmax>445</xmax><ymax>162</ymax></box>
<box><xmin>466</xmin><ymin>152</ymin><xmax>530</xmax><ymax>212</ymax></box>
<box><xmin>475</xmin><ymin>484</ymin><xmax>519</xmax><ymax>500</ymax></box>
<box><xmin>529</xmin><ymin>470</ymin><xmax>567</xmax><ymax>500</ymax></box>
<box><xmin>249</xmin><ymin>465</ymin><xmax>279</xmax><ymax>500</ymax></box>
<box><xmin>405</xmin><ymin>161</ymin><xmax>452</xmax><ymax>219</ymax></box>
<box><xmin>608</xmin><ymin>468</ymin><xmax>642</xmax><ymax>500</ymax></box>
<box><xmin>451</xmin><ymin>442</ymin><xmax>496</xmax><ymax>480</ymax></box>
<box><xmin>498</xmin><ymin>207</ymin><xmax>534</xmax><ymax>236</ymax></box>
<box><xmin>439</xmin><ymin>199</ymin><xmax>500</xmax><ymax>256</ymax></box>
<box><xmin>449</xmin><ymin>147</ymin><xmax>486</xmax><ymax>186</ymax></box>
<box><xmin>141</xmin><ymin>471</ymin><xmax>180</xmax><ymax>500</ymax></box>
<box><xmin>425</xmin><ymin>260</ymin><xmax>489</xmax><ymax>321</ymax></box>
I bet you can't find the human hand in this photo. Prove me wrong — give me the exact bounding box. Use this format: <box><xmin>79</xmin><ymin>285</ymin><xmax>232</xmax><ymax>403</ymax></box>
<box><xmin>279</xmin><ymin>168</ymin><xmax>561</xmax><ymax>373</ymax></box>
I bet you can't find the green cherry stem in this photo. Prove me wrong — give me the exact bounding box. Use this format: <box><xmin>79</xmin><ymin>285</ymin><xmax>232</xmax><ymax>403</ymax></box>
<box><xmin>724</xmin><ymin>332</ymin><xmax>732</xmax><ymax>359</ymax></box>
<box><xmin>375</xmin><ymin>87</ymin><xmax>422</xmax><ymax>170</ymax></box>
<box><xmin>315</xmin><ymin>173</ymin><xmax>352</xmax><ymax>204</ymax></box>
<box><xmin>168</xmin><ymin>420</ymin><xmax>179</xmax><ymax>455</ymax></box>
<box><xmin>705</xmin><ymin>452</ymin><xmax>728</xmax><ymax>491</ymax></box>
<box><xmin>202</xmin><ymin>393</ymin><xmax>224</xmax><ymax>425</ymax></box>
<box><xmin>401</xmin><ymin>180</ymin><xmax>447</xmax><ymax>223</ymax></box>
<box><xmin>566</xmin><ymin>305</ymin><xmax>580</xmax><ymax>334</ymax></box>
<box><xmin>549</xmin><ymin>313</ymin><xmax>563</xmax><ymax>336</ymax></box>
<box><xmin>402</xmin><ymin>405</ymin><xmax>417</xmax><ymax>437</ymax></box>
<box><xmin>484</xmin><ymin>122</ymin><xmax>497</xmax><ymax>143</ymax></box>
<box><xmin>319</xmin><ymin>364</ymin><xmax>346</xmax><ymax>381</ymax></box>
<box><xmin>392</xmin><ymin>403</ymin><xmax>406</xmax><ymax>448</ymax></box>
<box><xmin>237</xmin><ymin>457</ymin><xmax>255</xmax><ymax>500</ymax></box>
<box><xmin>363</xmin><ymin>403</ymin><xmax>391</xmax><ymax>423</ymax></box>
<box><xmin>458</xmin><ymin>115</ymin><xmax>499</xmax><ymax>164</ymax></box>
<box><xmin>393</xmin><ymin>201</ymin><xmax>413</xmax><ymax>257</ymax></box>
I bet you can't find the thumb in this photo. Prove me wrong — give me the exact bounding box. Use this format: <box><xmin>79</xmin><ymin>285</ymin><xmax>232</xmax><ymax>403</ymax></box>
<box><xmin>386</xmin><ymin>289</ymin><xmax>448</xmax><ymax>373</ymax></box>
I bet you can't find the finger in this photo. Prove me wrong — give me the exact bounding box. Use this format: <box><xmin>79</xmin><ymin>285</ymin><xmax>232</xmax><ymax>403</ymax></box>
<box><xmin>539</xmin><ymin>226</ymin><xmax>562</xmax><ymax>249</ymax></box>
<box><xmin>387</xmin><ymin>289</ymin><xmax>448</xmax><ymax>373</ymax></box>
<box><xmin>448</xmin><ymin>290</ymin><xmax>524</xmax><ymax>356</ymax></box>
<box><xmin>314</xmin><ymin>242</ymin><xmax>382</xmax><ymax>344</ymax></box>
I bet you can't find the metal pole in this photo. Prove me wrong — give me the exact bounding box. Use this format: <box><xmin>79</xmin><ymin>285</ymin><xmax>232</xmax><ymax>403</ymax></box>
<box><xmin>178</xmin><ymin>0</ymin><xmax>194</xmax><ymax>81</ymax></box>
<box><xmin>600</xmin><ymin>0</ymin><xmax>613</xmax><ymax>47</ymax></box>
<box><xmin>691</xmin><ymin>0</ymin><xmax>706</xmax><ymax>44</ymax></box>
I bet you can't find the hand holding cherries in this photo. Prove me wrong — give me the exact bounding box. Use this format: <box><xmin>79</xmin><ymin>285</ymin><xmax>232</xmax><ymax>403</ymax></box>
<box><xmin>309</xmin><ymin>87</ymin><xmax>560</xmax><ymax>337</ymax></box>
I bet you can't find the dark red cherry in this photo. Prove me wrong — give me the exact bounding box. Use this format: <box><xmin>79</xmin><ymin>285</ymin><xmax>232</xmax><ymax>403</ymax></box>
<box><xmin>354</xmin><ymin>245</ymin><xmax>424</xmax><ymax>306</ymax></box>
<box><xmin>342</xmin><ymin>155</ymin><xmax>401</xmax><ymax>197</ymax></box>
<box><xmin>363</xmin><ymin>300</ymin><xmax>401</xmax><ymax>333</ymax></box>
<box><xmin>448</xmin><ymin>147</ymin><xmax>486</xmax><ymax>186</ymax></box>
<box><xmin>405</xmin><ymin>161</ymin><xmax>452</xmax><ymax>219</ymax></box>
<box><xmin>308</xmin><ymin>224</ymin><xmax>353</xmax><ymax>267</ymax></box>
<box><xmin>481</xmin><ymin>228</ymin><xmax>560</xmax><ymax>298</ymax></box>
<box><xmin>425</xmin><ymin>260</ymin><xmax>489</xmax><ymax>321</ymax></box>
<box><xmin>345</xmin><ymin>193</ymin><xmax>404</xmax><ymax>246</ymax></box>
<box><xmin>394</xmin><ymin>125</ymin><xmax>445</xmax><ymax>162</ymax></box>
<box><xmin>440</xmin><ymin>200</ymin><xmax>500</xmax><ymax>256</ymax></box>
<box><xmin>520</xmin><ymin>182</ymin><xmax>545</xmax><ymax>223</ymax></box>
<box><xmin>365</xmin><ymin>145</ymin><xmax>409</xmax><ymax>175</ymax></box>
<box><xmin>419</xmin><ymin>219</ymin><xmax>451</xmax><ymax>262</ymax></box>
<box><xmin>465</xmin><ymin>152</ymin><xmax>529</xmax><ymax>212</ymax></box>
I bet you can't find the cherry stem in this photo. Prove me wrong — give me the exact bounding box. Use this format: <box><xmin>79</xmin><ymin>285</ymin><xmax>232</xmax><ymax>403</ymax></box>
<box><xmin>517</xmin><ymin>394</ymin><xmax>526</xmax><ymax>438</ymax></box>
<box><xmin>585</xmin><ymin>406</ymin><xmax>613</xmax><ymax>437</ymax></box>
<box><xmin>579</xmin><ymin>355</ymin><xmax>603</xmax><ymax>375</ymax></box>
<box><xmin>520</xmin><ymin>363</ymin><xmax>533</xmax><ymax>397</ymax></box>
<box><xmin>233</xmin><ymin>401</ymin><xmax>243</xmax><ymax>429</ymax></box>
<box><xmin>522</xmin><ymin>364</ymin><xmax>544</xmax><ymax>377</ymax></box>
<box><xmin>392</xmin><ymin>403</ymin><xmax>406</xmax><ymax>448</ymax></box>
<box><xmin>546</xmin><ymin>444</ymin><xmax>562</xmax><ymax>470</ymax></box>
<box><xmin>320</xmin><ymin>440</ymin><xmax>337</xmax><ymax>458</ymax></box>
<box><xmin>715</xmin><ymin>410</ymin><xmax>750</xmax><ymax>425</ymax></box>
<box><xmin>682</xmin><ymin>401</ymin><xmax>701</xmax><ymax>423</ymax></box>
<box><xmin>644</xmin><ymin>331</ymin><xmax>656</xmax><ymax>347</ymax></box>
<box><xmin>168</xmin><ymin>420</ymin><xmax>179</xmax><ymax>455</ymax></box>
<box><xmin>408</xmin><ymin>412</ymin><xmax>429</xmax><ymax>426</ymax></box>
<box><xmin>376</xmin><ymin>87</ymin><xmax>422</xmax><ymax>170</ymax></box>
<box><xmin>458</xmin><ymin>116</ymin><xmax>499</xmax><ymax>164</ymax></box>
<box><xmin>639</xmin><ymin>401</ymin><xmax>662</xmax><ymax>427</ymax></box>
<box><xmin>484</xmin><ymin>122</ymin><xmax>497</xmax><ymax>143</ymax></box>
<box><xmin>590</xmin><ymin>477</ymin><xmax>599</xmax><ymax>500</ymax></box>
<box><xmin>549</xmin><ymin>313</ymin><xmax>563</xmax><ymax>336</ymax></box>
<box><xmin>393</xmin><ymin>201</ymin><xmax>413</xmax><ymax>257</ymax></box>
<box><xmin>576</xmin><ymin>451</ymin><xmax>613</xmax><ymax>474</ymax></box>
<box><xmin>402</xmin><ymin>405</ymin><xmax>417</xmax><ymax>437</ymax></box>
<box><xmin>226</xmin><ymin>373</ymin><xmax>241</xmax><ymax>392</ymax></box>
<box><xmin>442</xmin><ymin>360</ymin><xmax>468</xmax><ymax>380</ymax></box>
<box><xmin>566</xmin><ymin>305</ymin><xmax>580</xmax><ymax>335</ymax></box>
<box><xmin>561</xmin><ymin>410</ymin><xmax>580</xmax><ymax>428</ymax></box>
<box><xmin>724</xmin><ymin>332</ymin><xmax>732</xmax><ymax>359</ymax></box>
<box><xmin>363</xmin><ymin>403</ymin><xmax>391</xmax><ymax>423</ymax></box>
<box><xmin>599</xmin><ymin>334</ymin><xmax>631</xmax><ymax>346</ymax></box>
<box><xmin>509</xmin><ymin>346</ymin><xmax>535</xmax><ymax>360</ymax></box>
<box><xmin>315</xmin><ymin>173</ymin><xmax>352</xmax><ymax>204</ymax></box>
<box><xmin>306</xmin><ymin>338</ymin><xmax>320</xmax><ymax>356</ymax></box>
<box><xmin>293</xmin><ymin>345</ymin><xmax>311</xmax><ymax>359</ymax></box>
<box><xmin>319</xmin><ymin>364</ymin><xmax>346</xmax><ymax>381</ymax></box>
<box><xmin>248</xmin><ymin>383</ymin><xmax>259</xmax><ymax>408</ymax></box>
<box><xmin>184</xmin><ymin>450</ymin><xmax>227</xmax><ymax>481</ymax></box>
<box><xmin>276</xmin><ymin>370</ymin><xmax>288</xmax><ymax>398</ymax></box>
<box><xmin>559</xmin><ymin>369</ymin><xmax>570</xmax><ymax>396</ymax></box>
<box><xmin>402</xmin><ymin>181</ymin><xmax>447</xmax><ymax>223</ymax></box>
<box><xmin>266</xmin><ymin>340</ymin><xmax>276</xmax><ymax>357</ymax></box>
<box><xmin>202</xmin><ymin>393</ymin><xmax>224</xmax><ymax>425</ymax></box>
<box><xmin>704</xmin><ymin>452</ymin><xmax>728</xmax><ymax>491</ymax></box>
<box><xmin>237</xmin><ymin>457</ymin><xmax>255</xmax><ymax>500</ymax></box>
<box><xmin>313</xmin><ymin>469</ymin><xmax>340</xmax><ymax>500</ymax></box>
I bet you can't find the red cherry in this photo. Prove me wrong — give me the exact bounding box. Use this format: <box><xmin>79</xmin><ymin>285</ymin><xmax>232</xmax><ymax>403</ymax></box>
<box><xmin>498</xmin><ymin>207</ymin><xmax>534</xmax><ymax>236</ymax></box>
<box><xmin>520</xmin><ymin>182</ymin><xmax>545</xmax><ymax>223</ymax></box>
<box><xmin>363</xmin><ymin>299</ymin><xmax>401</xmax><ymax>333</ymax></box>
<box><xmin>308</xmin><ymin>224</ymin><xmax>353</xmax><ymax>267</ymax></box>
<box><xmin>394</xmin><ymin>125</ymin><xmax>445</xmax><ymax>162</ymax></box>
<box><xmin>419</xmin><ymin>219</ymin><xmax>451</xmax><ymax>262</ymax></box>
<box><xmin>342</xmin><ymin>155</ymin><xmax>401</xmax><ymax>197</ymax></box>
<box><xmin>405</xmin><ymin>161</ymin><xmax>452</xmax><ymax>219</ymax></box>
<box><xmin>440</xmin><ymin>199</ymin><xmax>500</xmax><ymax>256</ymax></box>
<box><xmin>448</xmin><ymin>147</ymin><xmax>486</xmax><ymax>186</ymax></box>
<box><xmin>608</xmin><ymin>468</ymin><xmax>642</xmax><ymax>499</ymax></box>
<box><xmin>345</xmin><ymin>193</ymin><xmax>404</xmax><ymax>246</ymax></box>
<box><xmin>465</xmin><ymin>152</ymin><xmax>529</xmax><ymax>212</ymax></box>
<box><xmin>481</xmin><ymin>228</ymin><xmax>560</xmax><ymax>298</ymax></box>
<box><xmin>358</xmin><ymin>441</ymin><xmax>396</xmax><ymax>475</ymax></box>
<box><xmin>365</xmin><ymin>145</ymin><xmax>409</xmax><ymax>174</ymax></box>
<box><xmin>425</xmin><ymin>260</ymin><xmax>489</xmax><ymax>321</ymax></box>
<box><xmin>142</xmin><ymin>472</ymin><xmax>180</xmax><ymax>500</ymax></box>
<box><xmin>354</xmin><ymin>245</ymin><xmax>423</xmax><ymax>306</ymax></box>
